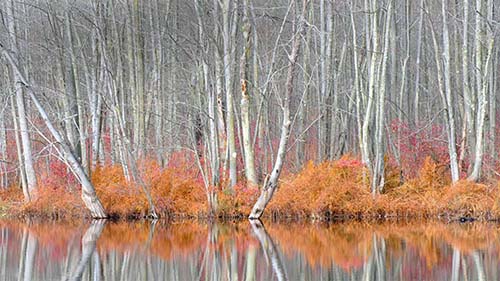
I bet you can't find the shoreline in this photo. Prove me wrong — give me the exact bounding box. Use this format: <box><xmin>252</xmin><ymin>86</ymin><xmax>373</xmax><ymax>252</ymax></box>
<box><xmin>0</xmin><ymin>202</ymin><xmax>497</xmax><ymax>224</ymax></box>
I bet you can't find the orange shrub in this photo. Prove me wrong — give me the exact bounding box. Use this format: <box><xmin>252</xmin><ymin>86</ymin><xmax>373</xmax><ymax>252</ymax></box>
<box><xmin>268</xmin><ymin>156</ymin><xmax>373</xmax><ymax>217</ymax></box>
<box><xmin>0</xmin><ymin>187</ymin><xmax>23</xmax><ymax>202</ymax></box>
<box><xmin>3</xmin><ymin>153</ymin><xmax>500</xmax><ymax>220</ymax></box>
<box><xmin>92</xmin><ymin>162</ymin><xmax>207</xmax><ymax>218</ymax></box>
<box><xmin>21</xmin><ymin>187</ymin><xmax>85</xmax><ymax>219</ymax></box>
<box><xmin>439</xmin><ymin>180</ymin><xmax>495</xmax><ymax>219</ymax></box>
<box><xmin>217</xmin><ymin>183</ymin><xmax>260</xmax><ymax>217</ymax></box>
<box><xmin>149</xmin><ymin>165</ymin><xmax>207</xmax><ymax>216</ymax></box>
<box><xmin>385</xmin><ymin>157</ymin><xmax>448</xmax><ymax>217</ymax></box>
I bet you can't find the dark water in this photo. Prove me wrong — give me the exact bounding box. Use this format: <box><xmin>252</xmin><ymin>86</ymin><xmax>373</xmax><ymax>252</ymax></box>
<box><xmin>0</xmin><ymin>219</ymin><xmax>499</xmax><ymax>281</ymax></box>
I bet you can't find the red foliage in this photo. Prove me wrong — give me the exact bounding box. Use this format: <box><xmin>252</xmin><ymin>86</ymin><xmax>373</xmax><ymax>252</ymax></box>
<box><xmin>390</xmin><ymin>119</ymin><xmax>450</xmax><ymax>179</ymax></box>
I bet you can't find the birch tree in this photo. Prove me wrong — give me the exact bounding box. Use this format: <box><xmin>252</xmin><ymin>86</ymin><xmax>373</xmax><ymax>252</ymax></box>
<box><xmin>4</xmin><ymin>0</ymin><xmax>37</xmax><ymax>201</ymax></box>
<box><xmin>240</xmin><ymin>0</ymin><xmax>257</xmax><ymax>187</ymax></box>
<box><xmin>468</xmin><ymin>0</ymin><xmax>495</xmax><ymax>181</ymax></box>
<box><xmin>249</xmin><ymin>0</ymin><xmax>309</xmax><ymax>219</ymax></box>
<box><xmin>0</xmin><ymin>44</ymin><xmax>107</xmax><ymax>218</ymax></box>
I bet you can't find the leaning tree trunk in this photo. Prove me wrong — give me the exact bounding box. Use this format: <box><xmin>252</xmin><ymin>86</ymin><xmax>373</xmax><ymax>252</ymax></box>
<box><xmin>248</xmin><ymin>0</ymin><xmax>308</xmax><ymax>220</ymax></box>
<box><xmin>0</xmin><ymin>47</ymin><xmax>107</xmax><ymax>218</ymax></box>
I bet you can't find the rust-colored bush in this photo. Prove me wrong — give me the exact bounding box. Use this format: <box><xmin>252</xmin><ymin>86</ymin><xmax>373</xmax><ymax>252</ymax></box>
<box><xmin>268</xmin><ymin>156</ymin><xmax>374</xmax><ymax>217</ymax></box>
<box><xmin>2</xmin><ymin>153</ymin><xmax>500</xmax><ymax>220</ymax></box>
<box><xmin>21</xmin><ymin>187</ymin><xmax>85</xmax><ymax>219</ymax></box>
<box><xmin>439</xmin><ymin>180</ymin><xmax>495</xmax><ymax>219</ymax></box>
<box><xmin>217</xmin><ymin>183</ymin><xmax>260</xmax><ymax>217</ymax></box>
<box><xmin>93</xmin><ymin>162</ymin><xmax>207</xmax><ymax>218</ymax></box>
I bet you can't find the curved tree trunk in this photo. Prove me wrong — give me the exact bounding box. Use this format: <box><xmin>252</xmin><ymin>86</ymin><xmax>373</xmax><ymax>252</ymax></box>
<box><xmin>0</xmin><ymin>46</ymin><xmax>107</xmax><ymax>219</ymax></box>
<box><xmin>248</xmin><ymin>0</ymin><xmax>308</xmax><ymax>220</ymax></box>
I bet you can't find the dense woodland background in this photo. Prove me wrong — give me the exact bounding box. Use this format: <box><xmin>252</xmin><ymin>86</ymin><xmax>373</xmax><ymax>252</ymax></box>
<box><xmin>0</xmin><ymin>0</ymin><xmax>499</xmax><ymax>217</ymax></box>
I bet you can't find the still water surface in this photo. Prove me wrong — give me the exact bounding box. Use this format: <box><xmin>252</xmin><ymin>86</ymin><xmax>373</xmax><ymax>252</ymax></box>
<box><xmin>0</xmin><ymin>219</ymin><xmax>499</xmax><ymax>280</ymax></box>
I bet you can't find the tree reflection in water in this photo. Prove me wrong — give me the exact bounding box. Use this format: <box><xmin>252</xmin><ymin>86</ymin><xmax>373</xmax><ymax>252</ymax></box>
<box><xmin>0</xmin><ymin>220</ymin><xmax>497</xmax><ymax>280</ymax></box>
<box><xmin>70</xmin><ymin>220</ymin><xmax>105</xmax><ymax>281</ymax></box>
<box><xmin>250</xmin><ymin>220</ymin><xmax>287</xmax><ymax>281</ymax></box>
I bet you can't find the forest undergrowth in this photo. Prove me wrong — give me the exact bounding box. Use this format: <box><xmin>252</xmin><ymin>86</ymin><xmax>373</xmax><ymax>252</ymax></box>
<box><xmin>1</xmin><ymin>153</ymin><xmax>500</xmax><ymax>221</ymax></box>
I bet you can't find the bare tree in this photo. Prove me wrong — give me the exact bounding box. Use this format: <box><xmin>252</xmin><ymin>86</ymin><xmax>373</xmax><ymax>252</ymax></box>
<box><xmin>249</xmin><ymin>0</ymin><xmax>309</xmax><ymax>220</ymax></box>
<box><xmin>240</xmin><ymin>0</ymin><xmax>257</xmax><ymax>187</ymax></box>
<box><xmin>4</xmin><ymin>0</ymin><xmax>37</xmax><ymax>201</ymax></box>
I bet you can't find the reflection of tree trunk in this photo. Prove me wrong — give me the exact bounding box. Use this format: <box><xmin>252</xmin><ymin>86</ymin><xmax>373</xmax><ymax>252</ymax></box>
<box><xmin>120</xmin><ymin>251</ymin><xmax>131</xmax><ymax>281</ymax></box>
<box><xmin>17</xmin><ymin>229</ymin><xmax>28</xmax><ymax>281</ymax></box>
<box><xmin>362</xmin><ymin>251</ymin><xmax>374</xmax><ymax>281</ymax></box>
<box><xmin>363</xmin><ymin>234</ymin><xmax>387</xmax><ymax>281</ymax></box>
<box><xmin>245</xmin><ymin>245</ymin><xmax>257</xmax><ymax>281</ymax></box>
<box><xmin>374</xmin><ymin>235</ymin><xmax>386</xmax><ymax>281</ymax></box>
<box><xmin>230</xmin><ymin>242</ymin><xmax>239</xmax><ymax>281</ymax></box>
<box><xmin>70</xmin><ymin>221</ymin><xmax>106</xmax><ymax>281</ymax></box>
<box><xmin>451</xmin><ymin>248</ymin><xmax>460</xmax><ymax>281</ymax></box>
<box><xmin>471</xmin><ymin>251</ymin><xmax>485</xmax><ymax>281</ymax></box>
<box><xmin>23</xmin><ymin>232</ymin><xmax>37</xmax><ymax>281</ymax></box>
<box><xmin>92</xmin><ymin>251</ymin><xmax>102</xmax><ymax>281</ymax></box>
<box><xmin>250</xmin><ymin>220</ymin><xmax>287</xmax><ymax>281</ymax></box>
<box><xmin>0</xmin><ymin>229</ymin><xmax>7</xmax><ymax>279</ymax></box>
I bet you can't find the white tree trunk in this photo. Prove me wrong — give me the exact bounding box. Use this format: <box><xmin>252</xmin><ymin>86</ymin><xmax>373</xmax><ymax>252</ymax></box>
<box><xmin>0</xmin><ymin>47</ymin><xmax>107</xmax><ymax>218</ymax></box>
<box><xmin>441</xmin><ymin>0</ymin><xmax>460</xmax><ymax>183</ymax></box>
<box><xmin>249</xmin><ymin>0</ymin><xmax>308</xmax><ymax>219</ymax></box>
<box><xmin>5</xmin><ymin>0</ymin><xmax>37</xmax><ymax>200</ymax></box>
<box><xmin>222</xmin><ymin>0</ymin><xmax>238</xmax><ymax>188</ymax></box>
<box><xmin>468</xmin><ymin>0</ymin><xmax>494</xmax><ymax>181</ymax></box>
<box><xmin>240</xmin><ymin>0</ymin><xmax>257</xmax><ymax>187</ymax></box>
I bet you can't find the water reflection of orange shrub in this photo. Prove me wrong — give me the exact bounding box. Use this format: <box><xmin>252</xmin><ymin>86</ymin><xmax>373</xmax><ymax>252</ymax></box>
<box><xmin>267</xmin><ymin>221</ymin><xmax>500</xmax><ymax>271</ymax></box>
<box><xmin>150</xmin><ymin>222</ymin><xmax>207</xmax><ymax>260</ymax></box>
<box><xmin>3</xmin><ymin>219</ymin><xmax>500</xmax><ymax>274</ymax></box>
<box><xmin>97</xmin><ymin>221</ymin><xmax>208</xmax><ymax>260</ymax></box>
<box><xmin>373</xmin><ymin>222</ymin><xmax>500</xmax><ymax>268</ymax></box>
<box><xmin>267</xmin><ymin>222</ymin><xmax>373</xmax><ymax>270</ymax></box>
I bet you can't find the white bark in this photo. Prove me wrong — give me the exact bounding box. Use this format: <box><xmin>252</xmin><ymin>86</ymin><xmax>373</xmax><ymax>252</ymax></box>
<box><xmin>468</xmin><ymin>0</ymin><xmax>494</xmax><ymax>181</ymax></box>
<box><xmin>249</xmin><ymin>0</ymin><xmax>308</xmax><ymax>219</ymax></box>
<box><xmin>5</xmin><ymin>0</ymin><xmax>37</xmax><ymax>200</ymax></box>
<box><xmin>0</xmin><ymin>46</ymin><xmax>107</xmax><ymax>218</ymax></box>
<box><xmin>222</xmin><ymin>0</ymin><xmax>238</xmax><ymax>188</ymax></box>
<box><xmin>0</xmin><ymin>100</ymin><xmax>6</xmax><ymax>189</ymax></box>
<box><xmin>441</xmin><ymin>0</ymin><xmax>460</xmax><ymax>183</ymax></box>
<box><xmin>373</xmin><ymin>1</ymin><xmax>392</xmax><ymax>194</ymax></box>
<box><xmin>240</xmin><ymin>0</ymin><xmax>257</xmax><ymax>187</ymax></box>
